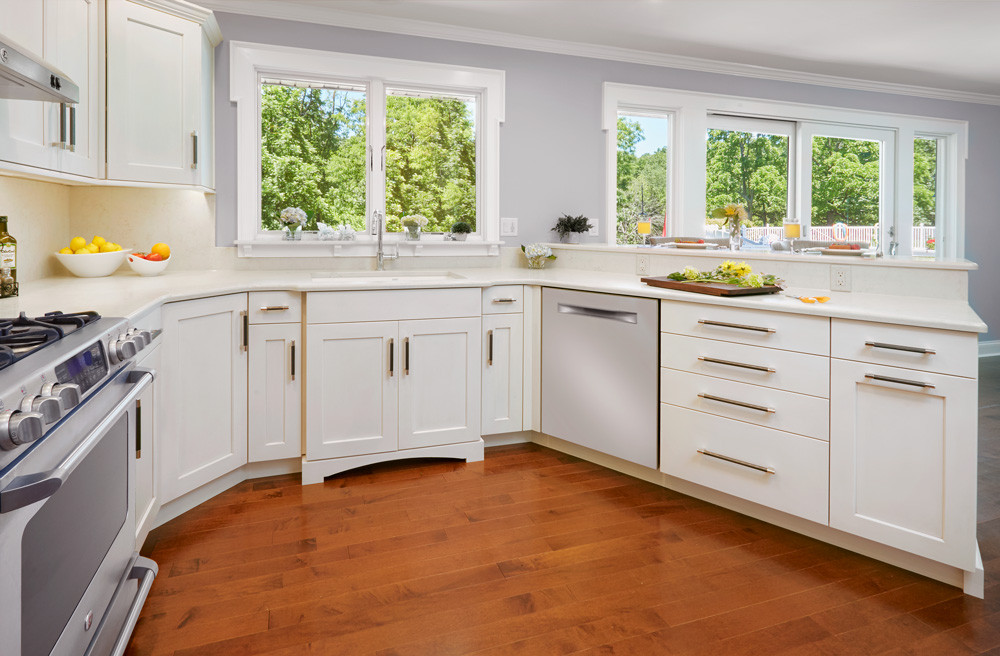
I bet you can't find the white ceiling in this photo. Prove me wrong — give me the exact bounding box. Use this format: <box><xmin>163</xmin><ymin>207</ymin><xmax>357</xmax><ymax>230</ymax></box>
<box><xmin>204</xmin><ymin>0</ymin><xmax>1000</xmax><ymax>101</ymax></box>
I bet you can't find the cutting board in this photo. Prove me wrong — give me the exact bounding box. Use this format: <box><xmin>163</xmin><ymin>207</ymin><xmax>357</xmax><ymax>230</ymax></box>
<box><xmin>640</xmin><ymin>276</ymin><xmax>782</xmax><ymax>296</ymax></box>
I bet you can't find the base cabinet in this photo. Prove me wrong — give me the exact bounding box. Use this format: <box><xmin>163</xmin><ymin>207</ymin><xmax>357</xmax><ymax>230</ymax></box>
<box><xmin>248</xmin><ymin>323</ymin><xmax>301</xmax><ymax>462</ymax></box>
<box><xmin>830</xmin><ymin>358</ymin><xmax>977</xmax><ymax>570</ymax></box>
<box><xmin>160</xmin><ymin>294</ymin><xmax>248</xmax><ymax>503</ymax></box>
<box><xmin>482</xmin><ymin>313</ymin><xmax>523</xmax><ymax>435</ymax></box>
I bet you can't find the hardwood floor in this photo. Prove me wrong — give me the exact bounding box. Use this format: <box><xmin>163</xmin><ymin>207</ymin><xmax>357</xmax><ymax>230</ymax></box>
<box><xmin>126</xmin><ymin>360</ymin><xmax>1000</xmax><ymax>655</ymax></box>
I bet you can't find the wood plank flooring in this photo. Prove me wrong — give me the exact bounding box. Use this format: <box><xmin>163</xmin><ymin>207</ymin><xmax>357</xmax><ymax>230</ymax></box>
<box><xmin>126</xmin><ymin>359</ymin><xmax>1000</xmax><ymax>655</ymax></box>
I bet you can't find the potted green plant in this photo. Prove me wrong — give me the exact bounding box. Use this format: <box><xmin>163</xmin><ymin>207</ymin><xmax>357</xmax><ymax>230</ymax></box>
<box><xmin>450</xmin><ymin>221</ymin><xmax>472</xmax><ymax>241</ymax></box>
<box><xmin>552</xmin><ymin>214</ymin><xmax>593</xmax><ymax>244</ymax></box>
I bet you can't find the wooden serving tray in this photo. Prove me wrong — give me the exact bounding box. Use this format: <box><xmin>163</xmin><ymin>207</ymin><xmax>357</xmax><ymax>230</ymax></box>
<box><xmin>641</xmin><ymin>276</ymin><xmax>782</xmax><ymax>296</ymax></box>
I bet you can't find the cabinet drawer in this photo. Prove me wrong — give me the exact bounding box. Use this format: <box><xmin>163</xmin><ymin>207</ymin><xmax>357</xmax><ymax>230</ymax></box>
<box><xmin>249</xmin><ymin>291</ymin><xmax>302</xmax><ymax>324</ymax></box>
<box><xmin>661</xmin><ymin>300</ymin><xmax>830</xmax><ymax>355</ymax></box>
<box><xmin>482</xmin><ymin>285</ymin><xmax>524</xmax><ymax>314</ymax></box>
<box><xmin>307</xmin><ymin>288</ymin><xmax>481</xmax><ymax>323</ymax></box>
<box><xmin>831</xmin><ymin>319</ymin><xmax>977</xmax><ymax>378</ymax></box>
<box><xmin>660</xmin><ymin>333</ymin><xmax>830</xmax><ymax>398</ymax></box>
<box><xmin>660</xmin><ymin>368</ymin><xmax>829</xmax><ymax>440</ymax></box>
<box><xmin>661</xmin><ymin>404</ymin><xmax>829</xmax><ymax>525</ymax></box>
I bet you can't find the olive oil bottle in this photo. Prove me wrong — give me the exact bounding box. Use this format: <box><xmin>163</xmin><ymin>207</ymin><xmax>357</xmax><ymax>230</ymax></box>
<box><xmin>0</xmin><ymin>216</ymin><xmax>18</xmax><ymax>298</ymax></box>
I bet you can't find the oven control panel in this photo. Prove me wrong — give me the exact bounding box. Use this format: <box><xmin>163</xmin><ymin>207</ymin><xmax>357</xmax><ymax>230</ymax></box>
<box><xmin>55</xmin><ymin>341</ymin><xmax>109</xmax><ymax>394</ymax></box>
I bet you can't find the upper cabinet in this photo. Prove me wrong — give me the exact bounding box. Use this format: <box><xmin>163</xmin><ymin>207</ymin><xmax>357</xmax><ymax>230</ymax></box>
<box><xmin>0</xmin><ymin>0</ymin><xmax>102</xmax><ymax>177</ymax></box>
<box><xmin>106</xmin><ymin>0</ymin><xmax>218</xmax><ymax>187</ymax></box>
<box><xmin>0</xmin><ymin>0</ymin><xmax>220</xmax><ymax>188</ymax></box>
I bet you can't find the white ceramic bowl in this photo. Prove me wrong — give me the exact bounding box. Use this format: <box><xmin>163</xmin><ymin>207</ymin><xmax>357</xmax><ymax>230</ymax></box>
<box><xmin>126</xmin><ymin>253</ymin><xmax>170</xmax><ymax>276</ymax></box>
<box><xmin>54</xmin><ymin>249</ymin><xmax>130</xmax><ymax>278</ymax></box>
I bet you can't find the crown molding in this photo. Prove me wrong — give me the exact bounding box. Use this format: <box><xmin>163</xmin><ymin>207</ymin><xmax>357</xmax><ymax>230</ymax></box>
<box><xmin>198</xmin><ymin>0</ymin><xmax>1000</xmax><ymax>107</ymax></box>
<box><xmin>136</xmin><ymin>0</ymin><xmax>224</xmax><ymax>45</ymax></box>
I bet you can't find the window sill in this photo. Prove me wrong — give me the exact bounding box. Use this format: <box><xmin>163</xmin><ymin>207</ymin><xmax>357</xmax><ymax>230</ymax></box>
<box><xmin>234</xmin><ymin>236</ymin><xmax>503</xmax><ymax>258</ymax></box>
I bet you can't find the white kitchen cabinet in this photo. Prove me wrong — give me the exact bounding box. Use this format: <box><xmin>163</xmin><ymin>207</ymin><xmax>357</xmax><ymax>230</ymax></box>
<box><xmin>830</xmin><ymin>358</ymin><xmax>977</xmax><ymax>570</ymax></box>
<box><xmin>399</xmin><ymin>318</ymin><xmax>481</xmax><ymax>449</ymax></box>
<box><xmin>106</xmin><ymin>0</ymin><xmax>217</xmax><ymax>187</ymax></box>
<box><xmin>305</xmin><ymin>321</ymin><xmax>398</xmax><ymax>461</ymax></box>
<box><xmin>481</xmin><ymin>313</ymin><xmax>523</xmax><ymax>435</ymax></box>
<box><xmin>133</xmin><ymin>341</ymin><xmax>160</xmax><ymax>547</ymax></box>
<box><xmin>0</xmin><ymin>0</ymin><xmax>101</xmax><ymax>177</ymax></box>
<box><xmin>159</xmin><ymin>294</ymin><xmax>248</xmax><ymax>503</ymax></box>
<box><xmin>248</xmin><ymin>323</ymin><xmax>301</xmax><ymax>462</ymax></box>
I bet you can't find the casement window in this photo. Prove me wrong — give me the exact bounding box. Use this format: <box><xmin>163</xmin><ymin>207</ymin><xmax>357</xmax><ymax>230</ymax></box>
<box><xmin>603</xmin><ymin>83</ymin><xmax>967</xmax><ymax>258</ymax></box>
<box><xmin>231</xmin><ymin>42</ymin><xmax>504</xmax><ymax>257</ymax></box>
<box><xmin>615</xmin><ymin>110</ymin><xmax>670</xmax><ymax>245</ymax></box>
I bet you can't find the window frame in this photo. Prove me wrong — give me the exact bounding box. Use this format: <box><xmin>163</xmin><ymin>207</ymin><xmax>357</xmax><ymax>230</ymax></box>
<box><xmin>603</xmin><ymin>83</ymin><xmax>968</xmax><ymax>259</ymax></box>
<box><xmin>231</xmin><ymin>41</ymin><xmax>505</xmax><ymax>257</ymax></box>
<box><xmin>614</xmin><ymin>107</ymin><xmax>672</xmax><ymax>245</ymax></box>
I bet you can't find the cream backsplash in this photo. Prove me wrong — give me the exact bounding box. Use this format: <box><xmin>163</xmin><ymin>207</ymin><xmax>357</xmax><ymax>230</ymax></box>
<box><xmin>0</xmin><ymin>177</ymin><xmax>71</xmax><ymax>282</ymax></box>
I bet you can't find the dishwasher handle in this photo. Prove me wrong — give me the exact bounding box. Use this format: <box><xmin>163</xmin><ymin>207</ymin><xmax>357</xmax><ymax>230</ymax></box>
<box><xmin>556</xmin><ymin>303</ymin><xmax>638</xmax><ymax>324</ymax></box>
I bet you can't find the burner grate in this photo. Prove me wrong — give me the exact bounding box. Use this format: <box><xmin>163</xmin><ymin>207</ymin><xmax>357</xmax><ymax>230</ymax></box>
<box><xmin>0</xmin><ymin>311</ymin><xmax>102</xmax><ymax>371</ymax></box>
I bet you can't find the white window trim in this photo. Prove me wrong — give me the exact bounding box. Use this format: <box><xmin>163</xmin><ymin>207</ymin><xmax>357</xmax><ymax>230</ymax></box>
<box><xmin>230</xmin><ymin>41</ymin><xmax>505</xmax><ymax>257</ymax></box>
<box><xmin>603</xmin><ymin>83</ymin><xmax>968</xmax><ymax>259</ymax></box>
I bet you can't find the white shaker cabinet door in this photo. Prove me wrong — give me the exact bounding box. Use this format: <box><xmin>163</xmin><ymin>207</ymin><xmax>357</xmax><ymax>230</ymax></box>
<box><xmin>106</xmin><ymin>0</ymin><xmax>201</xmax><ymax>184</ymax></box>
<box><xmin>134</xmin><ymin>343</ymin><xmax>160</xmax><ymax>547</ymax></box>
<box><xmin>159</xmin><ymin>294</ymin><xmax>248</xmax><ymax>503</ymax></box>
<box><xmin>305</xmin><ymin>321</ymin><xmax>398</xmax><ymax>460</ymax></box>
<box><xmin>482</xmin><ymin>313</ymin><xmax>523</xmax><ymax>436</ymax></box>
<box><xmin>398</xmin><ymin>317</ymin><xmax>481</xmax><ymax>450</ymax></box>
<box><xmin>248</xmin><ymin>323</ymin><xmax>301</xmax><ymax>462</ymax></box>
<box><xmin>830</xmin><ymin>358</ymin><xmax>977</xmax><ymax>570</ymax></box>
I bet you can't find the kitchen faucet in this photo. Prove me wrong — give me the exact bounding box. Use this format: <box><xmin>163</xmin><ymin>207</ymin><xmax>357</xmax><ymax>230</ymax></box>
<box><xmin>373</xmin><ymin>210</ymin><xmax>397</xmax><ymax>271</ymax></box>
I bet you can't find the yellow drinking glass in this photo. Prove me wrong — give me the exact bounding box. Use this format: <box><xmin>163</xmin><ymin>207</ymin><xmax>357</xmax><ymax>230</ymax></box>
<box><xmin>637</xmin><ymin>221</ymin><xmax>651</xmax><ymax>235</ymax></box>
<box><xmin>783</xmin><ymin>218</ymin><xmax>801</xmax><ymax>239</ymax></box>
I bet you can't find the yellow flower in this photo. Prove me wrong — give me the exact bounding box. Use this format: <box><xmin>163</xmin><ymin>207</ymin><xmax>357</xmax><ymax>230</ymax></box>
<box><xmin>720</xmin><ymin>261</ymin><xmax>752</xmax><ymax>277</ymax></box>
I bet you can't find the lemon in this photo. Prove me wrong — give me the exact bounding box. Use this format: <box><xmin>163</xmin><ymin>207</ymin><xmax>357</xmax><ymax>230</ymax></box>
<box><xmin>151</xmin><ymin>243</ymin><xmax>170</xmax><ymax>260</ymax></box>
<box><xmin>70</xmin><ymin>236</ymin><xmax>86</xmax><ymax>251</ymax></box>
<box><xmin>86</xmin><ymin>243</ymin><xmax>99</xmax><ymax>253</ymax></box>
<box><xmin>73</xmin><ymin>248</ymin><xmax>90</xmax><ymax>255</ymax></box>
<box><xmin>92</xmin><ymin>236</ymin><xmax>107</xmax><ymax>247</ymax></box>
<box><xmin>99</xmin><ymin>243</ymin><xmax>116</xmax><ymax>253</ymax></box>
<box><xmin>110</xmin><ymin>243</ymin><xmax>122</xmax><ymax>251</ymax></box>
<box><xmin>59</xmin><ymin>247</ymin><xmax>73</xmax><ymax>255</ymax></box>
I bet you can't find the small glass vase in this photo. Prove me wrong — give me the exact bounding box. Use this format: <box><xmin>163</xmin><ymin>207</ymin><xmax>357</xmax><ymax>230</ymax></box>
<box><xmin>728</xmin><ymin>221</ymin><xmax>742</xmax><ymax>251</ymax></box>
<box><xmin>282</xmin><ymin>225</ymin><xmax>303</xmax><ymax>241</ymax></box>
<box><xmin>404</xmin><ymin>225</ymin><xmax>421</xmax><ymax>241</ymax></box>
<box><xmin>526</xmin><ymin>256</ymin><xmax>547</xmax><ymax>269</ymax></box>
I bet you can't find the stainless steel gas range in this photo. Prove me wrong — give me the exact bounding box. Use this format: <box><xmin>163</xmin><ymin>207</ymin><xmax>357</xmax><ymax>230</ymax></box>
<box><xmin>0</xmin><ymin>311</ymin><xmax>158</xmax><ymax>656</ymax></box>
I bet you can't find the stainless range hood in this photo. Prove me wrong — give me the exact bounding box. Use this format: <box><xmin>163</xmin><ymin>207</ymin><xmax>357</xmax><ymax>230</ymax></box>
<box><xmin>0</xmin><ymin>36</ymin><xmax>78</xmax><ymax>104</ymax></box>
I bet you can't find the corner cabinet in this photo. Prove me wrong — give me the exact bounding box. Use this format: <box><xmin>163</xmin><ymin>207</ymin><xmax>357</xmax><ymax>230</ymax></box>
<box><xmin>159</xmin><ymin>293</ymin><xmax>248</xmax><ymax>503</ymax></box>
<box><xmin>302</xmin><ymin>289</ymin><xmax>485</xmax><ymax>484</ymax></box>
<box><xmin>106</xmin><ymin>0</ymin><xmax>219</xmax><ymax>187</ymax></box>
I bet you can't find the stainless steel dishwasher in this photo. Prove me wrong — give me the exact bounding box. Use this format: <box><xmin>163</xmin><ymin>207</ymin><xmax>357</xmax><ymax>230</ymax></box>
<box><xmin>541</xmin><ymin>288</ymin><xmax>659</xmax><ymax>468</ymax></box>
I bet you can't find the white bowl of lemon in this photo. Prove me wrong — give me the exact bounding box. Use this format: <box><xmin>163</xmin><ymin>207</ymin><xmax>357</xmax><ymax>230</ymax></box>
<box><xmin>55</xmin><ymin>236</ymin><xmax>129</xmax><ymax>278</ymax></box>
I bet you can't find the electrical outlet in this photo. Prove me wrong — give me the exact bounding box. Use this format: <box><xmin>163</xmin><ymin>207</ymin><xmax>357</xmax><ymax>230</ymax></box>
<box><xmin>500</xmin><ymin>217</ymin><xmax>518</xmax><ymax>236</ymax></box>
<box><xmin>636</xmin><ymin>254</ymin><xmax>650</xmax><ymax>276</ymax></box>
<box><xmin>830</xmin><ymin>265</ymin><xmax>851</xmax><ymax>291</ymax></box>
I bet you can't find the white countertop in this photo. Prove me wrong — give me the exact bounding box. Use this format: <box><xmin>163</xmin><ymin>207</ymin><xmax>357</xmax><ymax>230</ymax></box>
<box><xmin>0</xmin><ymin>267</ymin><xmax>987</xmax><ymax>333</ymax></box>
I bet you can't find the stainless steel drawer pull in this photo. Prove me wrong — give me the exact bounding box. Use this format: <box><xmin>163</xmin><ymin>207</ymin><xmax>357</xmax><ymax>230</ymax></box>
<box><xmin>864</xmin><ymin>341</ymin><xmax>936</xmax><ymax>355</ymax></box>
<box><xmin>388</xmin><ymin>338</ymin><xmax>394</xmax><ymax>377</ymax></box>
<box><xmin>697</xmin><ymin>449</ymin><xmax>775</xmax><ymax>475</ymax></box>
<box><xmin>698</xmin><ymin>319</ymin><xmax>776</xmax><ymax>334</ymax></box>
<box><xmin>558</xmin><ymin>303</ymin><xmax>638</xmax><ymax>324</ymax></box>
<box><xmin>698</xmin><ymin>356</ymin><xmax>775</xmax><ymax>373</ymax></box>
<box><xmin>864</xmin><ymin>373</ymin><xmax>935</xmax><ymax>389</ymax></box>
<box><xmin>698</xmin><ymin>393</ymin><xmax>775</xmax><ymax>414</ymax></box>
<box><xmin>404</xmin><ymin>337</ymin><xmax>410</xmax><ymax>375</ymax></box>
<box><xmin>259</xmin><ymin>305</ymin><xmax>290</xmax><ymax>312</ymax></box>
<box><xmin>487</xmin><ymin>329</ymin><xmax>494</xmax><ymax>366</ymax></box>
<box><xmin>491</xmin><ymin>298</ymin><xmax>517</xmax><ymax>304</ymax></box>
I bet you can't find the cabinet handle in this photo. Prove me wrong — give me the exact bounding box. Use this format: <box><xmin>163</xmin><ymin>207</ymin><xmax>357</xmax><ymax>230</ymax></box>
<box><xmin>487</xmin><ymin>329</ymin><xmax>493</xmax><ymax>366</ymax></box>
<box><xmin>290</xmin><ymin>340</ymin><xmax>296</xmax><ymax>381</ymax></box>
<box><xmin>698</xmin><ymin>393</ymin><xmax>775</xmax><ymax>414</ymax></box>
<box><xmin>135</xmin><ymin>399</ymin><xmax>142</xmax><ymax>459</ymax></box>
<box><xmin>191</xmin><ymin>131</ymin><xmax>199</xmax><ymax>169</ymax></box>
<box><xmin>557</xmin><ymin>303</ymin><xmax>637</xmax><ymax>324</ymax></box>
<box><xmin>864</xmin><ymin>373</ymin><xmax>935</xmax><ymax>389</ymax></box>
<box><xmin>68</xmin><ymin>105</ymin><xmax>76</xmax><ymax>152</ymax></box>
<box><xmin>403</xmin><ymin>337</ymin><xmax>410</xmax><ymax>375</ymax></box>
<box><xmin>698</xmin><ymin>356</ymin><xmax>775</xmax><ymax>373</ymax></box>
<box><xmin>388</xmin><ymin>338</ymin><xmax>394</xmax><ymax>377</ymax></box>
<box><xmin>864</xmin><ymin>341</ymin><xmax>936</xmax><ymax>355</ymax></box>
<box><xmin>491</xmin><ymin>298</ymin><xmax>517</xmax><ymax>304</ymax></box>
<box><xmin>241</xmin><ymin>311</ymin><xmax>248</xmax><ymax>352</ymax></box>
<box><xmin>54</xmin><ymin>102</ymin><xmax>67</xmax><ymax>148</ymax></box>
<box><xmin>259</xmin><ymin>305</ymin><xmax>290</xmax><ymax>312</ymax></box>
<box><xmin>698</xmin><ymin>319</ymin><xmax>776</xmax><ymax>334</ymax></box>
<box><xmin>697</xmin><ymin>449</ymin><xmax>775</xmax><ymax>475</ymax></box>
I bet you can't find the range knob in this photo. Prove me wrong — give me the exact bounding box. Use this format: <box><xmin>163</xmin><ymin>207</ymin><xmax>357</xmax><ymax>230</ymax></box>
<box><xmin>20</xmin><ymin>394</ymin><xmax>62</xmax><ymax>424</ymax></box>
<box><xmin>0</xmin><ymin>410</ymin><xmax>45</xmax><ymax>450</ymax></box>
<box><xmin>40</xmin><ymin>382</ymin><xmax>82</xmax><ymax>410</ymax></box>
<box><xmin>127</xmin><ymin>329</ymin><xmax>149</xmax><ymax>350</ymax></box>
<box><xmin>108</xmin><ymin>335</ymin><xmax>137</xmax><ymax>364</ymax></box>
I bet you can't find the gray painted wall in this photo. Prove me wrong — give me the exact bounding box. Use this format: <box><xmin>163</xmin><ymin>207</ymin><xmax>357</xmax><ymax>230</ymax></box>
<box><xmin>214</xmin><ymin>12</ymin><xmax>1000</xmax><ymax>340</ymax></box>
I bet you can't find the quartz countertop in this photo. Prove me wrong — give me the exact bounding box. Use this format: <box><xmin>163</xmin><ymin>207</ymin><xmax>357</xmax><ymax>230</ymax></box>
<box><xmin>0</xmin><ymin>267</ymin><xmax>986</xmax><ymax>333</ymax></box>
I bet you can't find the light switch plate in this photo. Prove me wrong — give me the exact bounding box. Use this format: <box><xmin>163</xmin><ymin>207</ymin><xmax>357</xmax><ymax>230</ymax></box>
<box><xmin>500</xmin><ymin>217</ymin><xmax>518</xmax><ymax>236</ymax></box>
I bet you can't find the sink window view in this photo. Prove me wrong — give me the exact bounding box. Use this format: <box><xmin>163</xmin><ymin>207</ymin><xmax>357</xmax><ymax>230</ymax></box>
<box><xmin>913</xmin><ymin>135</ymin><xmax>940</xmax><ymax>255</ymax></box>
<box><xmin>615</xmin><ymin>112</ymin><xmax>669</xmax><ymax>245</ymax></box>
<box><xmin>810</xmin><ymin>134</ymin><xmax>882</xmax><ymax>243</ymax></box>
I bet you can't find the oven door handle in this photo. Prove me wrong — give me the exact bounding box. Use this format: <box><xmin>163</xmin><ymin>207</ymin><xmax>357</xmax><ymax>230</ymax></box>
<box><xmin>0</xmin><ymin>370</ymin><xmax>153</xmax><ymax>514</ymax></box>
<box><xmin>84</xmin><ymin>553</ymin><xmax>159</xmax><ymax>656</ymax></box>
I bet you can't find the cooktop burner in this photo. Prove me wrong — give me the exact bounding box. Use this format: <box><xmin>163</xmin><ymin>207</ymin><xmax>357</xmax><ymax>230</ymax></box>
<box><xmin>0</xmin><ymin>311</ymin><xmax>102</xmax><ymax>371</ymax></box>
